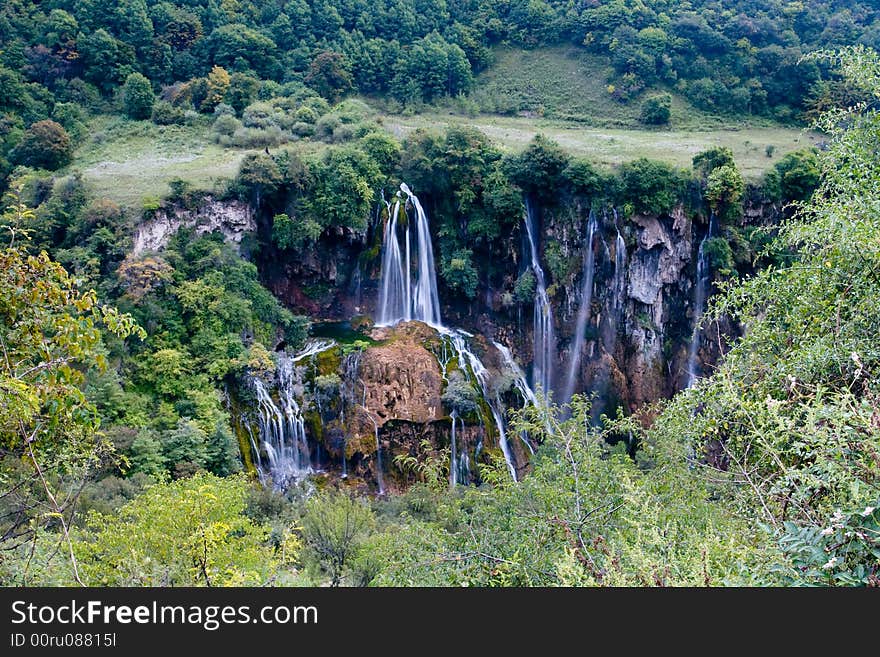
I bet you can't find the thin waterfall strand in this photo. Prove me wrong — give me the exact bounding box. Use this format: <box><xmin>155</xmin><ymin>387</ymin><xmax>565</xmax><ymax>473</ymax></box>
<box><xmin>377</xmin><ymin>196</ymin><xmax>406</xmax><ymax>326</ymax></box>
<box><xmin>562</xmin><ymin>210</ymin><xmax>598</xmax><ymax>402</ymax></box>
<box><xmin>524</xmin><ymin>199</ymin><xmax>555</xmax><ymax>398</ymax></box>
<box><xmin>613</xmin><ymin>221</ymin><xmax>627</xmax><ymax>315</ymax></box>
<box><xmin>449</xmin><ymin>410</ymin><xmax>458</xmax><ymax>487</ymax></box>
<box><xmin>446</xmin><ymin>330</ymin><xmax>518</xmax><ymax>481</ymax></box>
<box><xmin>686</xmin><ymin>212</ymin><xmax>717</xmax><ymax>387</ymax></box>
<box><xmin>494</xmin><ymin>340</ymin><xmax>541</xmax><ymax>449</ymax></box>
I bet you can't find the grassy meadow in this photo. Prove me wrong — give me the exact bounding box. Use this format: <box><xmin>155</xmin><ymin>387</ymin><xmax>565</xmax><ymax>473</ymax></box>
<box><xmin>63</xmin><ymin>49</ymin><xmax>820</xmax><ymax>212</ymax></box>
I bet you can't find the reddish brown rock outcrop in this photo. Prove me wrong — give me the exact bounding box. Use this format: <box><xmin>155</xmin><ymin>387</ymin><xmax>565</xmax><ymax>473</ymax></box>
<box><xmin>360</xmin><ymin>322</ymin><xmax>443</xmax><ymax>426</ymax></box>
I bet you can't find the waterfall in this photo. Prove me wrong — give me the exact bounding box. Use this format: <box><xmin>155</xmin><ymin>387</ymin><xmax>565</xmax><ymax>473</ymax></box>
<box><xmin>291</xmin><ymin>338</ymin><xmax>335</xmax><ymax>363</ymax></box>
<box><xmin>449</xmin><ymin>409</ymin><xmax>458</xmax><ymax>487</ymax></box>
<box><xmin>686</xmin><ymin>212</ymin><xmax>717</xmax><ymax>388</ymax></box>
<box><xmin>612</xmin><ymin>221</ymin><xmax>627</xmax><ymax>316</ymax></box>
<box><xmin>457</xmin><ymin>416</ymin><xmax>470</xmax><ymax>485</ymax></box>
<box><xmin>494</xmin><ymin>340</ymin><xmax>542</xmax><ymax>448</ymax></box>
<box><xmin>523</xmin><ymin>199</ymin><xmax>556</xmax><ymax>398</ymax></box>
<box><xmin>376</xmin><ymin>183</ymin><xmax>442</xmax><ymax>327</ymax></box>
<box><xmin>448</xmin><ymin>411</ymin><xmax>471</xmax><ymax>487</ymax></box>
<box><xmin>562</xmin><ymin>210</ymin><xmax>598</xmax><ymax>403</ymax></box>
<box><xmin>369</xmin><ymin>414</ymin><xmax>385</xmax><ymax>495</ymax></box>
<box><xmin>250</xmin><ymin>353</ymin><xmax>311</xmax><ymax>489</ymax></box>
<box><xmin>374</xmin><ymin>185</ymin><xmax>537</xmax><ymax>482</ymax></box>
<box><xmin>446</xmin><ymin>330</ymin><xmax>518</xmax><ymax>481</ymax></box>
<box><xmin>494</xmin><ymin>341</ymin><xmax>540</xmax><ymax>410</ymax></box>
<box><xmin>377</xmin><ymin>195</ymin><xmax>405</xmax><ymax>325</ymax></box>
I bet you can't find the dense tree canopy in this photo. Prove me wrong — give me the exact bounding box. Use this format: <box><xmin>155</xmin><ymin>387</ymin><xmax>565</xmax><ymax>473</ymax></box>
<box><xmin>1</xmin><ymin>0</ymin><xmax>878</xmax><ymax>182</ymax></box>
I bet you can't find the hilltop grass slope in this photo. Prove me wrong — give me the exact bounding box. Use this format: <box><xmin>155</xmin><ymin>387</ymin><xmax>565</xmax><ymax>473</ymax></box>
<box><xmin>61</xmin><ymin>47</ymin><xmax>818</xmax><ymax>213</ymax></box>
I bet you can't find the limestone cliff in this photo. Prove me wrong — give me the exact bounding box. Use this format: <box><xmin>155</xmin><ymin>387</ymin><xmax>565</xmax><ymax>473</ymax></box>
<box><xmin>132</xmin><ymin>198</ymin><xmax>255</xmax><ymax>255</ymax></box>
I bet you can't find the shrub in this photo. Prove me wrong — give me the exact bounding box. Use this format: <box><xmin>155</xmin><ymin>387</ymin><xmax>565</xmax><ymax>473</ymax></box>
<box><xmin>305</xmin><ymin>51</ymin><xmax>354</xmax><ymax>103</ymax></box>
<box><xmin>75</xmin><ymin>473</ymin><xmax>296</xmax><ymax>586</ymax></box>
<box><xmin>504</xmin><ymin>134</ymin><xmax>570</xmax><ymax>202</ymax></box>
<box><xmin>702</xmin><ymin>236</ymin><xmax>734</xmax><ymax>276</ymax></box>
<box><xmin>12</xmin><ymin>120</ymin><xmax>72</xmax><ymax>170</ymax></box>
<box><xmin>212</xmin><ymin>113</ymin><xmax>242</xmax><ymax>138</ymax></box>
<box><xmin>693</xmin><ymin>146</ymin><xmax>735</xmax><ymax>177</ymax></box>
<box><xmin>121</xmin><ymin>72</ymin><xmax>156</xmax><ymax>120</ymax></box>
<box><xmin>51</xmin><ymin>102</ymin><xmax>88</xmax><ymax>142</ymax></box>
<box><xmin>272</xmin><ymin>212</ymin><xmax>322</xmax><ymax>250</ymax></box>
<box><xmin>768</xmin><ymin>149</ymin><xmax>821</xmax><ymax>202</ymax></box>
<box><xmin>441</xmin><ymin>370</ymin><xmax>479</xmax><ymax>416</ymax></box>
<box><xmin>295</xmin><ymin>106</ymin><xmax>319</xmax><ymax>124</ymax></box>
<box><xmin>301</xmin><ymin>491</ymin><xmax>375</xmax><ymax>586</ymax></box>
<box><xmin>228</xmin><ymin>126</ymin><xmax>288</xmax><ymax>149</ymax></box>
<box><xmin>640</xmin><ymin>93</ymin><xmax>672</xmax><ymax>125</ymax></box>
<box><xmin>514</xmin><ymin>270</ymin><xmax>536</xmax><ymax>303</ymax></box>
<box><xmin>314</xmin><ymin>114</ymin><xmax>340</xmax><ymax>141</ymax></box>
<box><xmin>291</xmin><ymin>121</ymin><xmax>315</xmax><ymax>137</ymax></box>
<box><xmin>359</xmin><ymin>132</ymin><xmax>401</xmax><ymax>173</ymax></box>
<box><xmin>706</xmin><ymin>163</ymin><xmax>745</xmax><ymax>223</ymax></box>
<box><xmin>618</xmin><ymin>158</ymin><xmax>686</xmax><ymax>214</ymax></box>
<box><xmin>440</xmin><ymin>248</ymin><xmax>479</xmax><ymax>298</ymax></box>
<box><xmin>224</xmin><ymin>72</ymin><xmax>261</xmax><ymax>114</ymax></box>
<box><xmin>151</xmin><ymin>101</ymin><xmax>185</xmax><ymax>125</ymax></box>
<box><xmin>564</xmin><ymin>159</ymin><xmax>605</xmax><ymax>198</ymax></box>
<box><xmin>201</xmin><ymin>66</ymin><xmax>231</xmax><ymax>113</ymax></box>
<box><xmin>241</xmin><ymin>102</ymin><xmax>276</xmax><ymax>129</ymax></box>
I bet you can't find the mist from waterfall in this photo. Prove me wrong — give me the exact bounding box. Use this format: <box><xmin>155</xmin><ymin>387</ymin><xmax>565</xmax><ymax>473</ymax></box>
<box><xmin>562</xmin><ymin>209</ymin><xmax>598</xmax><ymax>403</ymax></box>
<box><xmin>524</xmin><ymin>199</ymin><xmax>556</xmax><ymax>398</ymax></box>
<box><xmin>376</xmin><ymin>183</ymin><xmax>442</xmax><ymax>327</ymax></box>
<box><xmin>686</xmin><ymin>212</ymin><xmax>717</xmax><ymax>388</ymax></box>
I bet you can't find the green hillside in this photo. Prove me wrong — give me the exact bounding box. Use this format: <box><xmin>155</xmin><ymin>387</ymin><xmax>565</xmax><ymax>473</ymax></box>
<box><xmin>467</xmin><ymin>47</ymin><xmax>745</xmax><ymax>129</ymax></box>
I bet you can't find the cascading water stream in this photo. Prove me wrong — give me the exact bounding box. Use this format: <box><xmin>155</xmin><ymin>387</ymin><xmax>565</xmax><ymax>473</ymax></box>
<box><xmin>366</xmin><ymin>412</ymin><xmax>385</xmax><ymax>495</ymax></box>
<box><xmin>494</xmin><ymin>341</ymin><xmax>539</xmax><ymax>409</ymax></box>
<box><xmin>457</xmin><ymin>415</ymin><xmax>470</xmax><ymax>484</ymax></box>
<box><xmin>377</xmin><ymin>194</ymin><xmax>406</xmax><ymax>325</ymax></box>
<box><xmin>562</xmin><ymin>210</ymin><xmax>598</xmax><ymax>403</ymax></box>
<box><xmin>449</xmin><ymin>410</ymin><xmax>458</xmax><ymax>487</ymax></box>
<box><xmin>686</xmin><ymin>212</ymin><xmax>717</xmax><ymax>388</ymax></box>
<box><xmin>376</xmin><ymin>183</ymin><xmax>539</xmax><ymax>482</ymax></box>
<box><xmin>251</xmin><ymin>353</ymin><xmax>311</xmax><ymax>489</ymax></box>
<box><xmin>523</xmin><ymin>198</ymin><xmax>556</xmax><ymax>398</ymax></box>
<box><xmin>376</xmin><ymin>184</ymin><xmax>442</xmax><ymax>327</ymax></box>
<box><xmin>494</xmin><ymin>340</ymin><xmax>542</xmax><ymax>448</ymax></box>
<box><xmin>613</xmin><ymin>228</ymin><xmax>627</xmax><ymax>315</ymax></box>
<box><xmin>291</xmin><ymin>338</ymin><xmax>336</xmax><ymax>363</ymax></box>
<box><xmin>446</xmin><ymin>330</ymin><xmax>518</xmax><ymax>481</ymax></box>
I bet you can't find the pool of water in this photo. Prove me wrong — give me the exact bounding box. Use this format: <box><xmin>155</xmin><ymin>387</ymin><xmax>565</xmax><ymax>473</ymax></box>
<box><xmin>310</xmin><ymin>320</ymin><xmax>377</xmax><ymax>345</ymax></box>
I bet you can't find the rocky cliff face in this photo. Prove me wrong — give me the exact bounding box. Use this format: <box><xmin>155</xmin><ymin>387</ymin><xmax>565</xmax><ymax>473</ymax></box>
<box><xmin>360</xmin><ymin>323</ymin><xmax>444</xmax><ymax>426</ymax></box>
<box><xmin>132</xmin><ymin>198</ymin><xmax>255</xmax><ymax>255</ymax></box>
<box><xmin>165</xmin><ymin>194</ymin><xmax>777</xmax><ymax>490</ymax></box>
<box><xmin>260</xmin><ymin>196</ymin><xmax>777</xmax><ymax>425</ymax></box>
<box><xmin>240</xmin><ymin>322</ymin><xmax>520</xmax><ymax>493</ymax></box>
<box><xmin>264</xmin><ymin>225</ymin><xmax>371</xmax><ymax>319</ymax></box>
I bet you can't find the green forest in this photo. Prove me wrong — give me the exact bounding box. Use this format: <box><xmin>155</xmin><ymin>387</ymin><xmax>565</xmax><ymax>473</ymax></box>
<box><xmin>1</xmin><ymin>1</ymin><xmax>878</xmax><ymax>588</ymax></box>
